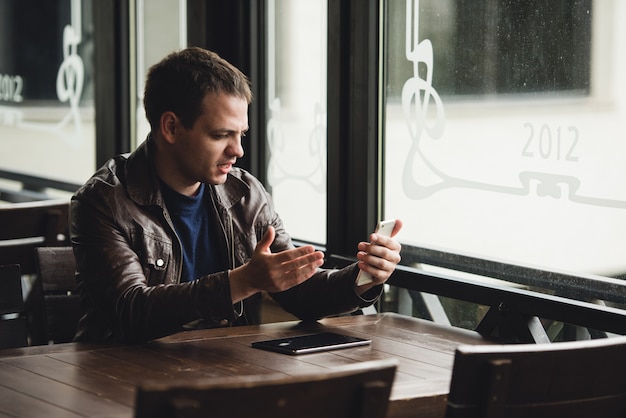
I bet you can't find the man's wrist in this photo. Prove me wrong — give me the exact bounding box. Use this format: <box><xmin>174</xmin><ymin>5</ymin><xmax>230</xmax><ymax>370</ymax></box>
<box><xmin>228</xmin><ymin>265</ymin><xmax>254</xmax><ymax>303</ymax></box>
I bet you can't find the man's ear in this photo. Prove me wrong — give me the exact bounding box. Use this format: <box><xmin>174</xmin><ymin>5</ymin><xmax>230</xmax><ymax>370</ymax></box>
<box><xmin>160</xmin><ymin>111</ymin><xmax>178</xmax><ymax>144</ymax></box>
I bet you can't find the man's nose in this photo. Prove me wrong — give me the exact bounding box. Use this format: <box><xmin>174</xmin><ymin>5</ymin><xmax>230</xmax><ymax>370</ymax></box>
<box><xmin>228</xmin><ymin>135</ymin><xmax>245</xmax><ymax>158</ymax></box>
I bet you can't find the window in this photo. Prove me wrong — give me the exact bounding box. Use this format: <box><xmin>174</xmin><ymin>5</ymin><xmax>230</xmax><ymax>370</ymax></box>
<box><xmin>264</xmin><ymin>0</ymin><xmax>328</xmax><ymax>244</ymax></box>
<box><xmin>384</xmin><ymin>0</ymin><xmax>625</xmax><ymax>277</ymax></box>
<box><xmin>382</xmin><ymin>0</ymin><xmax>626</xmax><ymax>332</ymax></box>
<box><xmin>134</xmin><ymin>0</ymin><xmax>187</xmax><ymax>148</ymax></box>
<box><xmin>0</xmin><ymin>0</ymin><xmax>95</xmax><ymax>189</ymax></box>
<box><xmin>391</xmin><ymin>1</ymin><xmax>592</xmax><ymax>97</ymax></box>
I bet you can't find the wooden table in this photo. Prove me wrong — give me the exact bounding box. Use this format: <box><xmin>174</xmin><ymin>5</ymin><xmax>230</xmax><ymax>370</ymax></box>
<box><xmin>0</xmin><ymin>312</ymin><xmax>492</xmax><ymax>418</ymax></box>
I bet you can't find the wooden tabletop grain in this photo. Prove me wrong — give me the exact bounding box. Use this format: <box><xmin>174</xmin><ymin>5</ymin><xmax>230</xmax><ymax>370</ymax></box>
<box><xmin>0</xmin><ymin>313</ymin><xmax>491</xmax><ymax>418</ymax></box>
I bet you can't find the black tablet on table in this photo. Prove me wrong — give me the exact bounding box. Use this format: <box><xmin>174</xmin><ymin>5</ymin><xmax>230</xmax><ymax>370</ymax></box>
<box><xmin>251</xmin><ymin>332</ymin><xmax>371</xmax><ymax>355</ymax></box>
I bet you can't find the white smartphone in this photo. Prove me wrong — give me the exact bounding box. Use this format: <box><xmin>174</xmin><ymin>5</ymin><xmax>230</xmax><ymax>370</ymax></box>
<box><xmin>356</xmin><ymin>219</ymin><xmax>396</xmax><ymax>286</ymax></box>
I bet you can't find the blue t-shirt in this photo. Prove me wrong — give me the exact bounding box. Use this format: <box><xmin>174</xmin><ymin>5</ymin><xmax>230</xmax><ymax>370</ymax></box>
<box><xmin>160</xmin><ymin>182</ymin><xmax>223</xmax><ymax>282</ymax></box>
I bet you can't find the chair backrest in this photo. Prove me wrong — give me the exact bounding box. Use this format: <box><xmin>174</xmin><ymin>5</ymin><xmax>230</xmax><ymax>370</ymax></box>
<box><xmin>0</xmin><ymin>199</ymin><xmax>71</xmax><ymax>275</ymax></box>
<box><xmin>446</xmin><ymin>337</ymin><xmax>626</xmax><ymax>418</ymax></box>
<box><xmin>0</xmin><ymin>264</ymin><xmax>28</xmax><ymax>349</ymax></box>
<box><xmin>135</xmin><ymin>358</ymin><xmax>397</xmax><ymax>418</ymax></box>
<box><xmin>34</xmin><ymin>246</ymin><xmax>81</xmax><ymax>344</ymax></box>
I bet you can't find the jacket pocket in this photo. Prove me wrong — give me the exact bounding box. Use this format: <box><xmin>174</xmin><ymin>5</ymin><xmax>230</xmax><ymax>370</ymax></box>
<box><xmin>131</xmin><ymin>228</ymin><xmax>173</xmax><ymax>285</ymax></box>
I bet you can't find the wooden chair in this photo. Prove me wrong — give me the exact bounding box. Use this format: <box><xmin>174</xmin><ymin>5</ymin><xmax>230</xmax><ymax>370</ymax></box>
<box><xmin>0</xmin><ymin>264</ymin><xmax>29</xmax><ymax>349</ymax></box>
<box><xmin>34</xmin><ymin>246</ymin><xmax>81</xmax><ymax>344</ymax></box>
<box><xmin>135</xmin><ymin>358</ymin><xmax>397</xmax><ymax>418</ymax></box>
<box><xmin>446</xmin><ymin>337</ymin><xmax>626</xmax><ymax>418</ymax></box>
<box><xmin>0</xmin><ymin>199</ymin><xmax>71</xmax><ymax>275</ymax></box>
<box><xmin>0</xmin><ymin>199</ymin><xmax>71</xmax><ymax>344</ymax></box>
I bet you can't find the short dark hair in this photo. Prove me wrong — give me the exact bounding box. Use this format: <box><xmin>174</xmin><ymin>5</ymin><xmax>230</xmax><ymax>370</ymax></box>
<box><xmin>143</xmin><ymin>47</ymin><xmax>253</xmax><ymax>131</ymax></box>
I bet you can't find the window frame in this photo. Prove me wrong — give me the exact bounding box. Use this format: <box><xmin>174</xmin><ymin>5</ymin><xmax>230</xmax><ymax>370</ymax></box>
<box><xmin>93</xmin><ymin>0</ymin><xmax>133</xmax><ymax>167</ymax></box>
<box><xmin>326</xmin><ymin>0</ymin><xmax>384</xmax><ymax>255</ymax></box>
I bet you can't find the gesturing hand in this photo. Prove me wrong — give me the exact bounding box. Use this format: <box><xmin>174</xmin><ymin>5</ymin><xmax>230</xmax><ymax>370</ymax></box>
<box><xmin>229</xmin><ymin>226</ymin><xmax>325</xmax><ymax>302</ymax></box>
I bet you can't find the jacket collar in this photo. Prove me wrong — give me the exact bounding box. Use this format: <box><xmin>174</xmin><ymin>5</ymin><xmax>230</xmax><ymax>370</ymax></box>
<box><xmin>212</xmin><ymin>173</ymin><xmax>250</xmax><ymax>210</ymax></box>
<box><xmin>125</xmin><ymin>135</ymin><xmax>249</xmax><ymax>210</ymax></box>
<box><xmin>125</xmin><ymin>136</ymin><xmax>162</xmax><ymax>207</ymax></box>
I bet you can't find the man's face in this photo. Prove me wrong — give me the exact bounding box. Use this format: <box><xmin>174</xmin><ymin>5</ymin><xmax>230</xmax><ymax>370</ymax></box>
<box><xmin>172</xmin><ymin>92</ymin><xmax>248</xmax><ymax>187</ymax></box>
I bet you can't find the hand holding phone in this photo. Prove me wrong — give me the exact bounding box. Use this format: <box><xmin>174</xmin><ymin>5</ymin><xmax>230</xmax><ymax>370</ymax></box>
<box><xmin>356</xmin><ymin>220</ymin><xmax>396</xmax><ymax>286</ymax></box>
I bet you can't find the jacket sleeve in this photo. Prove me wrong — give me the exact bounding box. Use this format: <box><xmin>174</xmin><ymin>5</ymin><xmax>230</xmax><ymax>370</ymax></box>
<box><xmin>270</xmin><ymin>262</ymin><xmax>383</xmax><ymax>321</ymax></box>
<box><xmin>253</xmin><ymin>180</ymin><xmax>383</xmax><ymax>319</ymax></box>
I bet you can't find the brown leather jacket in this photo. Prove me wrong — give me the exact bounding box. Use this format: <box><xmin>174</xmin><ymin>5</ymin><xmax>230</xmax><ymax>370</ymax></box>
<box><xmin>70</xmin><ymin>138</ymin><xmax>380</xmax><ymax>343</ymax></box>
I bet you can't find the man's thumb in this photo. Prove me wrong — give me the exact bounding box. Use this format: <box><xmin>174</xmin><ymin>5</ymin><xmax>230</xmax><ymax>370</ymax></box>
<box><xmin>258</xmin><ymin>225</ymin><xmax>275</xmax><ymax>253</ymax></box>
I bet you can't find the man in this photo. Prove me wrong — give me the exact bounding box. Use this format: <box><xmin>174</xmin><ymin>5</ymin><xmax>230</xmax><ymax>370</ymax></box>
<box><xmin>69</xmin><ymin>47</ymin><xmax>402</xmax><ymax>343</ymax></box>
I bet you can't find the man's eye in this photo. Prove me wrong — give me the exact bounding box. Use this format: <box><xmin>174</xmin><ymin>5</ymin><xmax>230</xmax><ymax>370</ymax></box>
<box><xmin>211</xmin><ymin>131</ymin><xmax>247</xmax><ymax>139</ymax></box>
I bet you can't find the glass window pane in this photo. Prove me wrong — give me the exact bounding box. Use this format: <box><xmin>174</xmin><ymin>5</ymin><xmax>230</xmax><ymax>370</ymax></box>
<box><xmin>384</xmin><ymin>0</ymin><xmax>626</xmax><ymax>282</ymax></box>
<box><xmin>265</xmin><ymin>0</ymin><xmax>327</xmax><ymax>244</ymax></box>
<box><xmin>0</xmin><ymin>0</ymin><xmax>95</xmax><ymax>190</ymax></box>
<box><xmin>135</xmin><ymin>0</ymin><xmax>186</xmax><ymax>148</ymax></box>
